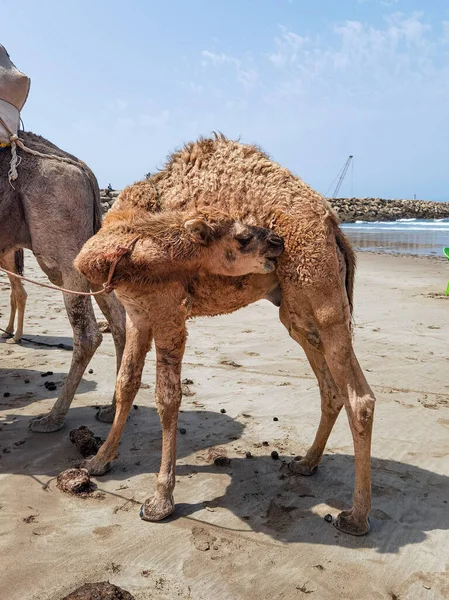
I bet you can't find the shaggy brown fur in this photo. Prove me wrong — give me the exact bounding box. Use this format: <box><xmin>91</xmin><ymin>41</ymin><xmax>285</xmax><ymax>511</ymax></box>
<box><xmin>0</xmin><ymin>131</ymin><xmax>126</xmax><ymax>431</ymax></box>
<box><xmin>0</xmin><ymin>249</ymin><xmax>27</xmax><ymax>343</ymax></box>
<box><xmin>75</xmin><ymin>206</ymin><xmax>284</xmax><ymax>288</ymax></box>
<box><xmin>88</xmin><ymin>134</ymin><xmax>375</xmax><ymax>536</ymax></box>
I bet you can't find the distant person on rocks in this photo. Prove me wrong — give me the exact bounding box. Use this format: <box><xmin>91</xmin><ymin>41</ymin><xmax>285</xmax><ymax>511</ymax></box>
<box><xmin>105</xmin><ymin>183</ymin><xmax>114</xmax><ymax>198</ymax></box>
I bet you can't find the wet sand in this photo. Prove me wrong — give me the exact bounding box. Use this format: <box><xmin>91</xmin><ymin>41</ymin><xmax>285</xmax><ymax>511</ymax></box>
<box><xmin>0</xmin><ymin>252</ymin><xmax>448</xmax><ymax>600</ymax></box>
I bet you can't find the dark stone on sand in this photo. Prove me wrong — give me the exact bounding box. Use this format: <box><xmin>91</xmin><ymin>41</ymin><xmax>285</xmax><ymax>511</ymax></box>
<box><xmin>62</xmin><ymin>581</ymin><xmax>135</xmax><ymax>599</ymax></box>
<box><xmin>3</xmin><ymin>392</ymin><xmax>10</xmax><ymax>397</ymax></box>
<box><xmin>273</xmin><ymin>417</ymin><xmax>279</xmax><ymax>422</ymax></box>
<box><xmin>56</xmin><ymin>468</ymin><xmax>93</xmax><ymax>496</ymax></box>
<box><xmin>24</xmin><ymin>378</ymin><xmax>30</xmax><ymax>384</ymax></box>
<box><xmin>324</xmin><ymin>514</ymin><xmax>333</xmax><ymax>523</ymax></box>
<box><xmin>88</xmin><ymin>368</ymin><xmax>94</xmax><ymax>374</ymax></box>
<box><xmin>220</xmin><ymin>408</ymin><xmax>226</xmax><ymax>414</ymax></box>
<box><xmin>45</xmin><ymin>381</ymin><xmax>57</xmax><ymax>391</ymax></box>
<box><xmin>245</xmin><ymin>451</ymin><xmax>252</xmax><ymax>459</ymax></box>
<box><xmin>262</xmin><ymin>441</ymin><xmax>269</xmax><ymax>446</ymax></box>
<box><xmin>214</xmin><ymin>456</ymin><xmax>231</xmax><ymax>467</ymax></box>
<box><xmin>69</xmin><ymin>426</ymin><xmax>103</xmax><ymax>458</ymax></box>
<box><xmin>179</xmin><ymin>427</ymin><xmax>186</xmax><ymax>434</ymax></box>
<box><xmin>271</xmin><ymin>451</ymin><xmax>279</xmax><ymax>460</ymax></box>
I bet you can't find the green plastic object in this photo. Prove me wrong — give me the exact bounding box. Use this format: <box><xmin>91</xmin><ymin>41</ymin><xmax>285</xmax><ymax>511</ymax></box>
<box><xmin>445</xmin><ymin>248</ymin><xmax>449</xmax><ymax>296</ymax></box>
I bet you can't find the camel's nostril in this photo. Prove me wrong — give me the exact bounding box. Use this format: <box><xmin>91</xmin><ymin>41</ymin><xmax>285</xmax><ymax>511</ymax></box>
<box><xmin>268</xmin><ymin>235</ymin><xmax>284</xmax><ymax>251</ymax></box>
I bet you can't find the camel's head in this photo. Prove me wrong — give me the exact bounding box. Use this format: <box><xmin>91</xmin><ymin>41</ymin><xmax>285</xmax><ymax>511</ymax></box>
<box><xmin>184</xmin><ymin>217</ymin><xmax>284</xmax><ymax>276</ymax></box>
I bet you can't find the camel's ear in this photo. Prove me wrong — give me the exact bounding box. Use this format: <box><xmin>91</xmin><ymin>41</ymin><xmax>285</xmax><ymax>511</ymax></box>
<box><xmin>184</xmin><ymin>218</ymin><xmax>213</xmax><ymax>244</ymax></box>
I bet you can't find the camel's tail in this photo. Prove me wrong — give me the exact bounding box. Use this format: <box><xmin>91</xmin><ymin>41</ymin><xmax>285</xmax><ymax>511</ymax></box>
<box><xmin>80</xmin><ymin>164</ymin><xmax>103</xmax><ymax>235</ymax></box>
<box><xmin>14</xmin><ymin>248</ymin><xmax>24</xmax><ymax>277</ymax></box>
<box><xmin>334</xmin><ymin>224</ymin><xmax>356</xmax><ymax>315</ymax></box>
<box><xmin>90</xmin><ymin>175</ymin><xmax>103</xmax><ymax>235</ymax></box>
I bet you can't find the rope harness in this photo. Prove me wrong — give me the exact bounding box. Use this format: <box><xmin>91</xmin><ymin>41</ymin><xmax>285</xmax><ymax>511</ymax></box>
<box><xmin>0</xmin><ymin>238</ymin><xmax>141</xmax><ymax>297</ymax></box>
<box><xmin>0</xmin><ymin>113</ymin><xmax>90</xmax><ymax>187</ymax></box>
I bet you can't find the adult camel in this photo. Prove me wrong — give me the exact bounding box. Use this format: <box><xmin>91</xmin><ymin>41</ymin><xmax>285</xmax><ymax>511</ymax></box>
<box><xmin>0</xmin><ymin>130</ymin><xmax>126</xmax><ymax>431</ymax></box>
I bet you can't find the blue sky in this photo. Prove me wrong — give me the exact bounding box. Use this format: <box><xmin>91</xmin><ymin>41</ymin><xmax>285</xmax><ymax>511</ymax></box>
<box><xmin>2</xmin><ymin>0</ymin><xmax>448</xmax><ymax>200</ymax></box>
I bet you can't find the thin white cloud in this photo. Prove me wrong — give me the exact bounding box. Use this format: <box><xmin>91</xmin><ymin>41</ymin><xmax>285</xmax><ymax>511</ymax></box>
<box><xmin>201</xmin><ymin>50</ymin><xmax>258</xmax><ymax>88</ymax></box>
<box><xmin>267</xmin><ymin>26</ymin><xmax>309</xmax><ymax>68</ymax></box>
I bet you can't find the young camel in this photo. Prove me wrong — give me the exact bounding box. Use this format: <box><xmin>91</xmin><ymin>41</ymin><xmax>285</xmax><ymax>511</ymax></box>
<box><xmin>83</xmin><ymin>135</ymin><xmax>376</xmax><ymax>536</ymax></box>
<box><xmin>0</xmin><ymin>249</ymin><xmax>27</xmax><ymax>343</ymax></box>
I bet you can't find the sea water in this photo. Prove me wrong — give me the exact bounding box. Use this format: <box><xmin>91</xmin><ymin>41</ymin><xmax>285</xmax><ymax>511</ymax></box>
<box><xmin>341</xmin><ymin>219</ymin><xmax>449</xmax><ymax>257</ymax></box>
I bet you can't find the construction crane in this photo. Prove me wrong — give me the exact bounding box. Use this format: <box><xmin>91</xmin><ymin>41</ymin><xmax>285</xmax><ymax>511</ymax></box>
<box><xmin>326</xmin><ymin>155</ymin><xmax>353</xmax><ymax>198</ymax></box>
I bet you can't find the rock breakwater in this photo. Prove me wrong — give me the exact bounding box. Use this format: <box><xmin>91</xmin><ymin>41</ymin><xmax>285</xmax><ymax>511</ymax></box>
<box><xmin>328</xmin><ymin>197</ymin><xmax>449</xmax><ymax>223</ymax></box>
<box><xmin>100</xmin><ymin>190</ymin><xmax>449</xmax><ymax>223</ymax></box>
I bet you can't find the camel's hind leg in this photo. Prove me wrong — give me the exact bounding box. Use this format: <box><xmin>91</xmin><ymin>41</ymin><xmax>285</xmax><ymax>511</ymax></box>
<box><xmin>30</xmin><ymin>267</ymin><xmax>102</xmax><ymax>432</ymax></box>
<box><xmin>0</xmin><ymin>251</ymin><xmax>27</xmax><ymax>344</ymax></box>
<box><xmin>92</xmin><ymin>289</ymin><xmax>126</xmax><ymax>423</ymax></box>
<box><xmin>280</xmin><ymin>284</ymin><xmax>375</xmax><ymax>536</ymax></box>
<box><xmin>279</xmin><ymin>312</ymin><xmax>344</xmax><ymax>476</ymax></box>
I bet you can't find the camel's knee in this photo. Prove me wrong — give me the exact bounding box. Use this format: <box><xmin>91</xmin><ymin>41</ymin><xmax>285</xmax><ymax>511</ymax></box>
<box><xmin>73</xmin><ymin>329</ymin><xmax>103</xmax><ymax>359</ymax></box>
<box><xmin>346</xmin><ymin>395</ymin><xmax>375</xmax><ymax>435</ymax></box>
<box><xmin>116</xmin><ymin>368</ymin><xmax>142</xmax><ymax>401</ymax></box>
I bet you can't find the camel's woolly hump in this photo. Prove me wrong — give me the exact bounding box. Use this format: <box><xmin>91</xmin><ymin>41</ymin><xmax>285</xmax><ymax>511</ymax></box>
<box><xmin>115</xmin><ymin>134</ymin><xmax>355</xmax><ymax>313</ymax></box>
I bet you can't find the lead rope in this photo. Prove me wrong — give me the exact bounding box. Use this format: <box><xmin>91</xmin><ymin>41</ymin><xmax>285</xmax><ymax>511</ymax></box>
<box><xmin>0</xmin><ymin>236</ymin><xmax>140</xmax><ymax>297</ymax></box>
<box><xmin>0</xmin><ymin>114</ymin><xmax>90</xmax><ymax>187</ymax></box>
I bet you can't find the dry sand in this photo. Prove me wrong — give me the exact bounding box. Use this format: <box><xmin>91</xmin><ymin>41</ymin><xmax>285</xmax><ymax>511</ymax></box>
<box><xmin>0</xmin><ymin>251</ymin><xmax>448</xmax><ymax>600</ymax></box>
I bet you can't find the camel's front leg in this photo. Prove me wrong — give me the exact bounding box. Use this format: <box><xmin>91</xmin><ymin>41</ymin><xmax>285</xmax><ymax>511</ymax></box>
<box><xmin>6</xmin><ymin>275</ymin><xmax>27</xmax><ymax>344</ymax></box>
<box><xmin>30</xmin><ymin>282</ymin><xmax>102</xmax><ymax>432</ymax></box>
<box><xmin>82</xmin><ymin>309</ymin><xmax>151</xmax><ymax>475</ymax></box>
<box><xmin>0</xmin><ymin>251</ymin><xmax>27</xmax><ymax>344</ymax></box>
<box><xmin>140</xmin><ymin>319</ymin><xmax>187</xmax><ymax>522</ymax></box>
<box><xmin>2</xmin><ymin>278</ymin><xmax>17</xmax><ymax>337</ymax></box>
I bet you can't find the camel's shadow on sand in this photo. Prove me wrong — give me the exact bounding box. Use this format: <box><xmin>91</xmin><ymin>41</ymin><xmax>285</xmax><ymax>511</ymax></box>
<box><xmin>1</xmin><ymin>403</ymin><xmax>448</xmax><ymax>554</ymax></box>
<box><xmin>0</xmin><ymin>367</ymin><xmax>96</xmax><ymax>409</ymax></box>
<box><xmin>0</xmin><ymin>334</ymin><xmax>74</xmax><ymax>351</ymax></box>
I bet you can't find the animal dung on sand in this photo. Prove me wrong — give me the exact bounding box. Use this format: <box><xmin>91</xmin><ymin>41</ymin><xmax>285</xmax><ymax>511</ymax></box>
<box><xmin>56</xmin><ymin>468</ymin><xmax>94</xmax><ymax>496</ymax></box>
<box><xmin>69</xmin><ymin>425</ymin><xmax>103</xmax><ymax>458</ymax></box>
<box><xmin>62</xmin><ymin>581</ymin><xmax>135</xmax><ymax>599</ymax></box>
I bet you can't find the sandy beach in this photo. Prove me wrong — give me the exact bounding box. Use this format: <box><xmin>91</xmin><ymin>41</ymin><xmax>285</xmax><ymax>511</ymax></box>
<box><xmin>0</xmin><ymin>251</ymin><xmax>448</xmax><ymax>600</ymax></box>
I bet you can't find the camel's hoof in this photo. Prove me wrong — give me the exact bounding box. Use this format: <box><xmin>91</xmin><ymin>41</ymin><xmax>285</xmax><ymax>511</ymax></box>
<box><xmin>288</xmin><ymin>457</ymin><xmax>318</xmax><ymax>476</ymax></box>
<box><xmin>6</xmin><ymin>336</ymin><xmax>22</xmax><ymax>345</ymax></box>
<box><xmin>79</xmin><ymin>455</ymin><xmax>112</xmax><ymax>476</ymax></box>
<box><xmin>29</xmin><ymin>413</ymin><xmax>65</xmax><ymax>433</ymax></box>
<box><xmin>95</xmin><ymin>405</ymin><xmax>115</xmax><ymax>423</ymax></box>
<box><xmin>334</xmin><ymin>510</ymin><xmax>370</xmax><ymax>536</ymax></box>
<box><xmin>1</xmin><ymin>331</ymin><xmax>13</xmax><ymax>339</ymax></box>
<box><xmin>140</xmin><ymin>495</ymin><xmax>175</xmax><ymax>522</ymax></box>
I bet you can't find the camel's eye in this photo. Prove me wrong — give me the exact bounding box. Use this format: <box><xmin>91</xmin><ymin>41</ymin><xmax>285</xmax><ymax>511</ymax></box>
<box><xmin>236</xmin><ymin>234</ymin><xmax>252</xmax><ymax>249</ymax></box>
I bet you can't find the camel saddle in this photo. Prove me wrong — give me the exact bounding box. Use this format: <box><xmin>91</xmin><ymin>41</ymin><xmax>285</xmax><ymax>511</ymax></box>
<box><xmin>0</xmin><ymin>44</ymin><xmax>30</xmax><ymax>144</ymax></box>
